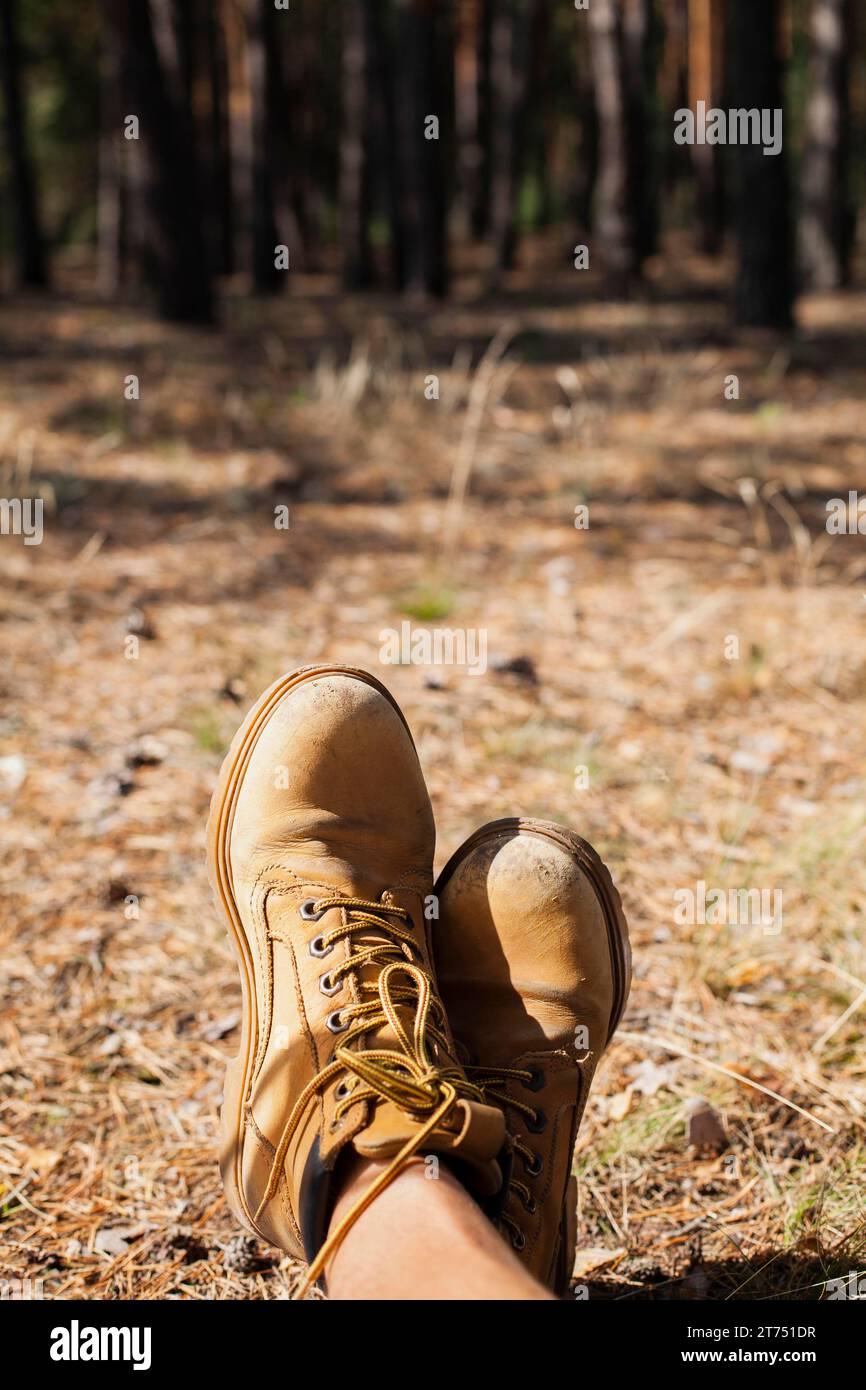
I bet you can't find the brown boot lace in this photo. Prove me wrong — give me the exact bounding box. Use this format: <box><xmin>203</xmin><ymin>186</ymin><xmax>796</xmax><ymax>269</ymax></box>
<box><xmin>256</xmin><ymin>895</ymin><xmax>488</xmax><ymax>1297</ymax></box>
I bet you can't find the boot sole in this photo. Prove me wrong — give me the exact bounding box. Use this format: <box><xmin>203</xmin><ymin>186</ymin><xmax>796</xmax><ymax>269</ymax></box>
<box><xmin>205</xmin><ymin>662</ymin><xmax>415</xmax><ymax>1243</ymax></box>
<box><xmin>435</xmin><ymin>816</ymin><xmax>632</xmax><ymax>1294</ymax></box>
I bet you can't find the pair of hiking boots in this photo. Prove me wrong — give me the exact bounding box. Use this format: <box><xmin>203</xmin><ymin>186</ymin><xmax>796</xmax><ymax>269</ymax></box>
<box><xmin>207</xmin><ymin>665</ymin><xmax>631</xmax><ymax>1297</ymax></box>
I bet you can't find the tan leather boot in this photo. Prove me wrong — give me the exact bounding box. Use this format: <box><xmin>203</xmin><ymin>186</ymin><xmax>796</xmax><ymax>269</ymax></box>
<box><xmin>434</xmin><ymin>818</ymin><xmax>631</xmax><ymax>1295</ymax></box>
<box><xmin>207</xmin><ymin>666</ymin><xmax>506</xmax><ymax>1295</ymax></box>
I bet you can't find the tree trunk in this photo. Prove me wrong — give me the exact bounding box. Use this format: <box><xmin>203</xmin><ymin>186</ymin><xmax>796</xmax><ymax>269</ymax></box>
<box><xmin>530</xmin><ymin>0</ymin><xmax>556</xmax><ymax>230</ymax></box>
<box><xmin>393</xmin><ymin>0</ymin><xmax>449</xmax><ymax>298</ymax></box>
<box><xmin>623</xmin><ymin>0</ymin><xmax>659</xmax><ymax>263</ymax></box>
<box><xmin>98</xmin><ymin>13</ymin><xmax>123</xmax><ymax>295</ymax></box>
<box><xmin>246</xmin><ymin>0</ymin><xmax>282</xmax><ymax>293</ymax></box>
<box><xmin>472</xmin><ymin>0</ymin><xmax>493</xmax><ymax>239</ymax></box>
<box><xmin>340</xmin><ymin>1</ymin><xmax>373</xmax><ymax>289</ymax></box>
<box><xmin>202</xmin><ymin>0</ymin><xmax>234</xmax><ymax>276</ymax></box>
<box><xmin>588</xmin><ymin>0</ymin><xmax>637</xmax><ymax>293</ymax></box>
<box><xmin>269</xmin><ymin>12</ymin><xmax>305</xmax><ymax>275</ymax></box>
<box><xmin>688</xmin><ymin>0</ymin><xmax>724</xmax><ymax>252</ymax></box>
<box><xmin>0</xmin><ymin>0</ymin><xmax>47</xmax><ymax>287</ymax></box>
<box><xmin>487</xmin><ymin>0</ymin><xmax>549</xmax><ymax>278</ymax></box>
<box><xmin>487</xmin><ymin>0</ymin><xmax>516</xmax><ymax>278</ymax></box>
<box><xmin>726</xmin><ymin>0</ymin><xmax>793</xmax><ymax>328</ymax></box>
<box><xmin>659</xmin><ymin>0</ymin><xmax>690</xmax><ymax>208</ymax></box>
<box><xmin>454</xmin><ymin>0</ymin><xmax>482</xmax><ymax>240</ymax></box>
<box><xmin>360</xmin><ymin>0</ymin><xmax>404</xmax><ymax>289</ymax></box>
<box><xmin>799</xmin><ymin>0</ymin><xmax>852</xmax><ymax>289</ymax></box>
<box><xmin>105</xmin><ymin>0</ymin><xmax>212</xmax><ymax>322</ymax></box>
<box><xmin>573</xmin><ymin>15</ymin><xmax>599</xmax><ymax>237</ymax></box>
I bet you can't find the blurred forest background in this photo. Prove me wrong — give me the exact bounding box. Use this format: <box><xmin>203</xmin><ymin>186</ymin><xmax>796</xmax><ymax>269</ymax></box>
<box><xmin>0</xmin><ymin>0</ymin><xmax>863</xmax><ymax>319</ymax></box>
<box><xmin>2</xmin><ymin>1</ymin><xmax>866</xmax><ymax>1301</ymax></box>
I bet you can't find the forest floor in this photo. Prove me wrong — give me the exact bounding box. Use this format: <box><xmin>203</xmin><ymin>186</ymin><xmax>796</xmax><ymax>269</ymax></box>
<box><xmin>1</xmin><ymin>238</ymin><xmax>865</xmax><ymax>1300</ymax></box>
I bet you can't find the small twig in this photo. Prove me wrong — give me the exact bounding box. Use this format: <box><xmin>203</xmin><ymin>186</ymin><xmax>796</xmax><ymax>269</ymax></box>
<box><xmin>616</xmin><ymin>1032</ymin><xmax>836</xmax><ymax>1134</ymax></box>
<box><xmin>442</xmin><ymin>320</ymin><xmax>518</xmax><ymax>557</ymax></box>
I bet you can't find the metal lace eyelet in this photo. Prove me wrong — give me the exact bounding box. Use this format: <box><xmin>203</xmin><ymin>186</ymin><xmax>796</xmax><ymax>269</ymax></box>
<box><xmin>319</xmin><ymin>971</ymin><xmax>342</xmax><ymax>997</ymax></box>
<box><xmin>522</xmin><ymin>1195</ymin><xmax>537</xmax><ymax>1215</ymax></box>
<box><xmin>335</xmin><ymin>1078</ymin><xmax>354</xmax><ymax>1101</ymax></box>
<box><xmin>521</xmin><ymin>1065</ymin><xmax>545</xmax><ymax>1093</ymax></box>
<box><xmin>309</xmin><ymin>934</ymin><xmax>333</xmax><ymax>958</ymax></box>
<box><xmin>300</xmin><ymin>898</ymin><xmax>325</xmax><ymax>921</ymax></box>
<box><xmin>326</xmin><ymin>1009</ymin><xmax>349</xmax><ymax>1034</ymax></box>
<box><xmin>511</xmin><ymin>1229</ymin><xmax>526</xmax><ymax>1252</ymax></box>
<box><xmin>526</xmin><ymin>1107</ymin><xmax>547</xmax><ymax>1134</ymax></box>
<box><xmin>523</xmin><ymin>1149</ymin><xmax>543</xmax><ymax>1177</ymax></box>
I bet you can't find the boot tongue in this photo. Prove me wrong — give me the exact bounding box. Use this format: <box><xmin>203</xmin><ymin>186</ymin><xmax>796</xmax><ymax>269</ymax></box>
<box><xmin>292</xmin><ymin>877</ymin><xmax>501</xmax><ymax>1179</ymax></box>
<box><xmin>351</xmin><ymin>1097</ymin><xmax>507</xmax><ymax>1197</ymax></box>
<box><xmin>316</xmin><ymin>885</ymin><xmax>507</xmax><ymax>1194</ymax></box>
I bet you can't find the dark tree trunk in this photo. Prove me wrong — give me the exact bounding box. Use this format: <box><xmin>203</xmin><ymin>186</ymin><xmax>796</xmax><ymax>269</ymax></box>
<box><xmin>98</xmin><ymin>12</ymin><xmax>123</xmax><ymax>295</ymax></box>
<box><xmin>799</xmin><ymin>0</ymin><xmax>852</xmax><ymax>289</ymax></box>
<box><xmin>530</xmin><ymin>0</ymin><xmax>555</xmax><ymax>229</ymax></box>
<box><xmin>454</xmin><ymin>0</ymin><xmax>483</xmax><ymax>240</ymax></box>
<box><xmin>173</xmin><ymin>0</ymin><xmax>196</xmax><ymax>102</ymax></box>
<box><xmin>340</xmin><ymin>1</ymin><xmax>373</xmax><ymax>289</ymax></box>
<box><xmin>726</xmin><ymin>0</ymin><xmax>793</xmax><ymax>328</ymax></box>
<box><xmin>488</xmin><ymin>0</ymin><xmax>549</xmax><ymax>278</ymax></box>
<box><xmin>270</xmin><ymin>18</ymin><xmax>305</xmax><ymax>275</ymax></box>
<box><xmin>0</xmin><ymin>0</ymin><xmax>47</xmax><ymax>287</ymax></box>
<box><xmin>659</xmin><ymin>0</ymin><xmax>690</xmax><ymax>207</ymax></box>
<box><xmin>171</xmin><ymin>0</ymin><xmax>234</xmax><ymax>278</ymax></box>
<box><xmin>487</xmin><ymin>0</ymin><xmax>517</xmax><ymax>278</ymax></box>
<box><xmin>573</xmin><ymin>16</ymin><xmax>599</xmax><ymax>236</ymax></box>
<box><xmin>361</xmin><ymin>0</ymin><xmax>405</xmax><ymax>289</ymax></box>
<box><xmin>203</xmin><ymin>1</ymin><xmax>234</xmax><ymax>276</ymax></box>
<box><xmin>622</xmin><ymin>0</ymin><xmax>659</xmax><ymax>263</ymax></box>
<box><xmin>393</xmin><ymin>0</ymin><xmax>449</xmax><ymax>297</ymax></box>
<box><xmin>472</xmin><ymin>0</ymin><xmax>493</xmax><ymax>239</ymax></box>
<box><xmin>246</xmin><ymin>0</ymin><xmax>282</xmax><ymax>293</ymax></box>
<box><xmin>105</xmin><ymin>0</ymin><xmax>212</xmax><ymax>322</ymax></box>
<box><xmin>688</xmin><ymin>0</ymin><xmax>725</xmax><ymax>253</ymax></box>
<box><xmin>292</xmin><ymin>5</ymin><xmax>336</xmax><ymax>274</ymax></box>
<box><xmin>588</xmin><ymin>0</ymin><xmax>638</xmax><ymax>293</ymax></box>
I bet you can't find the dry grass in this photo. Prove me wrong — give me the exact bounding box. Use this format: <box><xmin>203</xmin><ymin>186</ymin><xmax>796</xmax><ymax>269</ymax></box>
<box><xmin>1</xmin><ymin>243</ymin><xmax>865</xmax><ymax>1298</ymax></box>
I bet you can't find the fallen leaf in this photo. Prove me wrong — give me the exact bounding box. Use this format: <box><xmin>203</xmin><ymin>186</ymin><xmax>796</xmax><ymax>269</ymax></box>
<box><xmin>572</xmin><ymin>1246</ymin><xmax>627</xmax><ymax>1278</ymax></box>
<box><xmin>608</xmin><ymin>1087</ymin><xmax>633</xmax><ymax>1121</ymax></box>
<box><xmin>28</xmin><ymin>1147</ymin><xmax>61</xmax><ymax>1177</ymax></box>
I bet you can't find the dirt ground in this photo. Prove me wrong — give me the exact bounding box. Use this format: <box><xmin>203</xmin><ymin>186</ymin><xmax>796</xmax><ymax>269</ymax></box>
<box><xmin>1</xmin><ymin>240</ymin><xmax>865</xmax><ymax>1299</ymax></box>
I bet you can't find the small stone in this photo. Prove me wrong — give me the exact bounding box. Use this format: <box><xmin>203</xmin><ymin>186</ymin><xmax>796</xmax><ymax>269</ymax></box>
<box><xmin>106</xmin><ymin>878</ymin><xmax>133</xmax><ymax>903</ymax></box>
<box><xmin>125</xmin><ymin>607</ymin><xmax>156</xmax><ymax>640</ymax></box>
<box><xmin>0</xmin><ymin>755</ymin><xmax>27</xmax><ymax>794</ymax></box>
<box><xmin>491</xmin><ymin>654</ymin><xmax>539</xmax><ymax>684</ymax></box>
<box><xmin>685</xmin><ymin>1097</ymin><xmax>727</xmax><ymax>1152</ymax></box>
<box><xmin>125</xmin><ymin>735</ymin><xmax>168</xmax><ymax>768</ymax></box>
<box><xmin>219</xmin><ymin>676</ymin><xmax>247</xmax><ymax>704</ymax></box>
